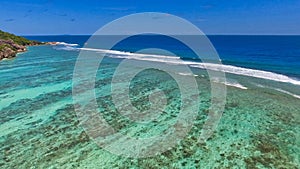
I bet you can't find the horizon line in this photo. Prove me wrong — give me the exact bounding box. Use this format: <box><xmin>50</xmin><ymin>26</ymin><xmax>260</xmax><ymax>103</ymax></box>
<box><xmin>21</xmin><ymin>34</ymin><xmax>300</xmax><ymax>36</ymax></box>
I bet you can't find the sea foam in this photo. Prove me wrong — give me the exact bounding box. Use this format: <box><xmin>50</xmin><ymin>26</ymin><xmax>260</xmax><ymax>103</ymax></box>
<box><xmin>55</xmin><ymin>46</ymin><xmax>300</xmax><ymax>86</ymax></box>
<box><xmin>55</xmin><ymin>42</ymin><xmax>79</xmax><ymax>46</ymax></box>
<box><xmin>254</xmin><ymin>83</ymin><xmax>300</xmax><ymax>99</ymax></box>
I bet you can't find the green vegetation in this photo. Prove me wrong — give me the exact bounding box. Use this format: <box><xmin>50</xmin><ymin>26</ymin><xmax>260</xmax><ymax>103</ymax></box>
<box><xmin>0</xmin><ymin>44</ymin><xmax>9</xmax><ymax>50</ymax></box>
<box><xmin>0</xmin><ymin>30</ymin><xmax>42</xmax><ymax>60</ymax></box>
<box><xmin>0</xmin><ymin>30</ymin><xmax>40</xmax><ymax>46</ymax></box>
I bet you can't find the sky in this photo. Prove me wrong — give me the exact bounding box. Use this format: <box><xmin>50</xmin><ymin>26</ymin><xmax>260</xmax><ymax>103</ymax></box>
<box><xmin>0</xmin><ymin>0</ymin><xmax>300</xmax><ymax>35</ymax></box>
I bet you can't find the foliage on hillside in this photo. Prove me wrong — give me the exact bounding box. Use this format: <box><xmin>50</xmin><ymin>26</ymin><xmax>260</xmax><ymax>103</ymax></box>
<box><xmin>0</xmin><ymin>30</ymin><xmax>42</xmax><ymax>60</ymax></box>
<box><xmin>0</xmin><ymin>30</ymin><xmax>40</xmax><ymax>46</ymax></box>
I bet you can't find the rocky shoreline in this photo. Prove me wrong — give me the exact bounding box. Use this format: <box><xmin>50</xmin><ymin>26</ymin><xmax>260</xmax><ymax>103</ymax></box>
<box><xmin>0</xmin><ymin>30</ymin><xmax>44</xmax><ymax>61</ymax></box>
<box><xmin>0</xmin><ymin>39</ymin><xmax>42</xmax><ymax>60</ymax></box>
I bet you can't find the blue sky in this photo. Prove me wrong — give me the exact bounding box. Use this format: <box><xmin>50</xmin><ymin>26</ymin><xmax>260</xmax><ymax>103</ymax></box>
<box><xmin>1</xmin><ymin>0</ymin><xmax>300</xmax><ymax>35</ymax></box>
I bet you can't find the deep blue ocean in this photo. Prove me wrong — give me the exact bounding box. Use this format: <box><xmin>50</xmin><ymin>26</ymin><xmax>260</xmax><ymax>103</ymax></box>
<box><xmin>26</xmin><ymin>35</ymin><xmax>300</xmax><ymax>78</ymax></box>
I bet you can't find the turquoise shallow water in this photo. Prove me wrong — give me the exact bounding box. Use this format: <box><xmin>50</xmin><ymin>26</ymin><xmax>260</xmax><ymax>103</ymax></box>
<box><xmin>0</xmin><ymin>43</ymin><xmax>300</xmax><ymax>168</ymax></box>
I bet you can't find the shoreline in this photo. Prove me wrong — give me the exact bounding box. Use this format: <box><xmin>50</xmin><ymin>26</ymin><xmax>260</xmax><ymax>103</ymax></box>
<box><xmin>0</xmin><ymin>30</ymin><xmax>60</xmax><ymax>61</ymax></box>
<box><xmin>0</xmin><ymin>41</ymin><xmax>60</xmax><ymax>61</ymax></box>
<box><xmin>0</xmin><ymin>40</ymin><xmax>44</xmax><ymax>61</ymax></box>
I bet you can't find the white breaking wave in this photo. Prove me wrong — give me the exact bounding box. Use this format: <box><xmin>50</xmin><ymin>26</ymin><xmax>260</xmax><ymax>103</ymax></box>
<box><xmin>274</xmin><ymin>88</ymin><xmax>300</xmax><ymax>99</ymax></box>
<box><xmin>254</xmin><ymin>83</ymin><xmax>300</xmax><ymax>99</ymax></box>
<box><xmin>80</xmin><ymin>48</ymin><xmax>179</xmax><ymax>59</ymax></box>
<box><xmin>54</xmin><ymin>46</ymin><xmax>79</xmax><ymax>51</ymax></box>
<box><xmin>211</xmin><ymin>77</ymin><xmax>247</xmax><ymax>89</ymax></box>
<box><xmin>178</xmin><ymin>72</ymin><xmax>199</xmax><ymax>77</ymax></box>
<box><xmin>190</xmin><ymin>64</ymin><xmax>300</xmax><ymax>86</ymax></box>
<box><xmin>56</xmin><ymin>42</ymin><xmax>79</xmax><ymax>46</ymax></box>
<box><xmin>224</xmin><ymin>81</ymin><xmax>247</xmax><ymax>89</ymax></box>
<box><xmin>51</xmin><ymin>42</ymin><xmax>80</xmax><ymax>51</ymax></box>
<box><xmin>59</xmin><ymin>47</ymin><xmax>300</xmax><ymax>86</ymax></box>
<box><xmin>177</xmin><ymin>72</ymin><xmax>246</xmax><ymax>89</ymax></box>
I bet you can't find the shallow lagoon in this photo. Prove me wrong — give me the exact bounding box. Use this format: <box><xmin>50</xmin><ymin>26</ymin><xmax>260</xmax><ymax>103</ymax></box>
<box><xmin>0</xmin><ymin>45</ymin><xmax>299</xmax><ymax>168</ymax></box>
